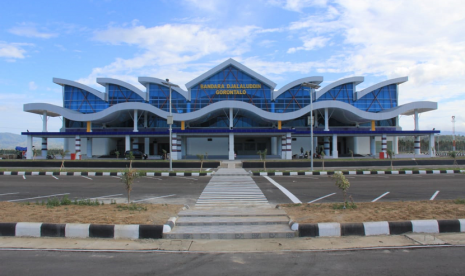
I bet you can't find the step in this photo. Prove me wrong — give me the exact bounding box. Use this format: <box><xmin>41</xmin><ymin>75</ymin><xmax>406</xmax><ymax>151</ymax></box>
<box><xmin>164</xmin><ymin>224</ymin><xmax>296</xmax><ymax>239</ymax></box>
<box><xmin>178</xmin><ymin>208</ymin><xmax>287</xmax><ymax>217</ymax></box>
<box><xmin>176</xmin><ymin>216</ymin><xmax>289</xmax><ymax>226</ymax></box>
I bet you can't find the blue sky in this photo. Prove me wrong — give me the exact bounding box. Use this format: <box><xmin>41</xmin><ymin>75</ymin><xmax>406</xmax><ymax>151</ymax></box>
<box><xmin>1</xmin><ymin>0</ymin><xmax>464</xmax><ymax>134</ymax></box>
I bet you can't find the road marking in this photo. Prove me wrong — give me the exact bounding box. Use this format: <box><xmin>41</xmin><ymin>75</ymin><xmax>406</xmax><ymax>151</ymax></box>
<box><xmin>8</xmin><ymin>193</ymin><xmax>70</xmax><ymax>202</ymax></box>
<box><xmin>263</xmin><ymin>176</ymin><xmax>302</xmax><ymax>203</ymax></box>
<box><xmin>206</xmin><ymin>168</ymin><xmax>211</xmax><ymax>171</ymax></box>
<box><xmin>345</xmin><ymin>176</ymin><xmax>355</xmax><ymax>179</ymax></box>
<box><xmin>132</xmin><ymin>194</ymin><xmax>176</xmax><ymax>203</ymax></box>
<box><xmin>180</xmin><ymin>177</ymin><xmax>198</xmax><ymax>180</ymax></box>
<box><xmin>430</xmin><ymin>191</ymin><xmax>440</xmax><ymax>200</ymax></box>
<box><xmin>22</xmin><ymin>175</ymin><xmax>26</xmax><ymax>180</ymax></box>
<box><xmin>0</xmin><ymin>192</ymin><xmax>19</xmax><ymax>196</ymax></box>
<box><xmin>308</xmin><ymin>193</ymin><xmax>336</xmax><ymax>203</ymax></box>
<box><xmin>143</xmin><ymin>176</ymin><xmax>162</xmax><ymax>180</ymax></box>
<box><xmin>51</xmin><ymin>175</ymin><xmax>59</xmax><ymax>180</ymax></box>
<box><xmin>81</xmin><ymin>176</ymin><xmax>93</xmax><ymax>180</ymax></box>
<box><xmin>85</xmin><ymin>194</ymin><xmax>123</xmax><ymax>200</ymax></box>
<box><xmin>372</xmin><ymin>192</ymin><xmax>390</xmax><ymax>202</ymax></box>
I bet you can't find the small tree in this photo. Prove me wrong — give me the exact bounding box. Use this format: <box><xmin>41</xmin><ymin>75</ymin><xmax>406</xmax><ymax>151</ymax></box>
<box><xmin>58</xmin><ymin>149</ymin><xmax>69</xmax><ymax>171</ymax></box>
<box><xmin>33</xmin><ymin>149</ymin><xmax>41</xmax><ymax>160</ymax></box>
<box><xmin>449</xmin><ymin>151</ymin><xmax>458</xmax><ymax>166</ymax></box>
<box><xmin>115</xmin><ymin>150</ymin><xmax>120</xmax><ymax>159</ymax></box>
<box><xmin>127</xmin><ymin>151</ymin><xmax>135</xmax><ymax>168</ymax></box>
<box><xmin>257</xmin><ymin>148</ymin><xmax>267</xmax><ymax>171</ymax></box>
<box><xmin>386</xmin><ymin>149</ymin><xmax>395</xmax><ymax>170</ymax></box>
<box><xmin>196</xmin><ymin>154</ymin><xmax>204</xmax><ymax>173</ymax></box>
<box><xmin>121</xmin><ymin>165</ymin><xmax>139</xmax><ymax>203</ymax></box>
<box><xmin>332</xmin><ymin>172</ymin><xmax>351</xmax><ymax>209</ymax></box>
<box><xmin>349</xmin><ymin>149</ymin><xmax>354</xmax><ymax>160</ymax></box>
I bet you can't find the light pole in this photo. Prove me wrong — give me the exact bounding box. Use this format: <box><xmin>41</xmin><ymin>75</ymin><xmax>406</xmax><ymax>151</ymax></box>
<box><xmin>301</xmin><ymin>82</ymin><xmax>321</xmax><ymax>171</ymax></box>
<box><xmin>162</xmin><ymin>79</ymin><xmax>180</xmax><ymax>172</ymax></box>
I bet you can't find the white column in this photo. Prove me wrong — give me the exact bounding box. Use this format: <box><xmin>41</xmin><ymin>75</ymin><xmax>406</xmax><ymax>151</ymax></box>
<box><xmin>87</xmin><ymin>138</ymin><xmax>92</xmax><ymax>158</ymax></box>
<box><xmin>393</xmin><ymin>136</ymin><xmax>399</xmax><ymax>154</ymax></box>
<box><xmin>286</xmin><ymin>133</ymin><xmax>292</xmax><ymax>160</ymax></box>
<box><xmin>381</xmin><ymin>134</ymin><xmax>387</xmax><ymax>153</ymax></box>
<box><xmin>171</xmin><ymin>133</ymin><xmax>178</xmax><ymax>160</ymax></box>
<box><xmin>324</xmin><ymin>137</ymin><xmax>330</xmax><ymax>156</ymax></box>
<box><xmin>414</xmin><ymin>136</ymin><xmax>421</xmax><ymax>155</ymax></box>
<box><xmin>370</xmin><ymin>136</ymin><xmax>376</xmax><ymax>156</ymax></box>
<box><xmin>414</xmin><ymin>109</ymin><xmax>419</xmax><ymax>130</ymax></box>
<box><xmin>332</xmin><ymin>134</ymin><xmax>338</xmax><ymax>158</ymax></box>
<box><xmin>229</xmin><ymin>133</ymin><xmax>235</xmax><ymax>160</ymax></box>
<box><xmin>26</xmin><ymin>135</ymin><xmax>33</xmax><ymax>159</ymax></box>
<box><xmin>324</xmin><ymin>108</ymin><xmax>329</xmax><ymax>131</ymax></box>
<box><xmin>429</xmin><ymin>134</ymin><xmax>435</xmax><ymax>157</ymax></box>
<box><xmin>42</xmin><ymin>111</ymin><xmax>47</xmax><ymax>132</ymax></box>
<box><xmin>353</xmin><ymin>137</ymin><xmax>358</xmax><ymax>155</ymax></box>
<box><xmin>133</xmin><ymin>138</ymin><xmax>139</xmax><ymax>150</ymax></box>
<box><xmin>271</xmin><ymin>137</ymin><xmax>277</xmax><ymax>155</ymax></box>
<box><xmin>75</xmin><ymin>135</ymin><xmax>81</xmax><ymax>159</ymax></box>
<box><xmin>125</xmin><ymin>135</ymin><xmax>130</xmax><ymax>152</ymax></box>
<box><xmin>133</xmin><ymin>110</ymin><xmax>138</xmax><ymax>132</ymax></box>
<box><xmin>41</xmin><ymin>138</ymin><xmax>47</xmax><ymax>158</ymax></box>
<box><xmin>281</xmin><ymin>135</ymin><xmax>286</xmax><ymax>159</ymax></box>
<box><xmin>229</xmin><ymin>108</ymin><xmax>233</xmax><ymax>129</ymax></box>
<box><xmin>144</xmin><ymin>138</ymin><xmax>149</xmax><ymax>155</ymax></box>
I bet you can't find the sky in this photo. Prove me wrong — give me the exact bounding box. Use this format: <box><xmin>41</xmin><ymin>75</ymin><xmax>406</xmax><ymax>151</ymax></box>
<box><xmin>0</xmin><ymin>0</ymin><xmax>464</xmax><ymax>134</ymax></box>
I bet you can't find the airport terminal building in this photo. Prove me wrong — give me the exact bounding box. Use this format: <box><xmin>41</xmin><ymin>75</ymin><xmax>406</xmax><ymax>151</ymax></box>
<box><xmin>23</xmin><ymin>58</ymin><xmax>439</xmax><ymax>160</ymax></box>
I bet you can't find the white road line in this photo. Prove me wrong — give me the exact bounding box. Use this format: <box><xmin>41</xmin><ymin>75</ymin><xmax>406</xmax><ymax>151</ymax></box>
<box><xmin>206</xmin><ymin>168</ymin><xmax>211</xmax><ymax>171</ymax></box>
<box><xmin>180</xmin><ymin>177</ymin><xmax>198</xmax><ymax>180</ymax></box>
<box><xmin>8</xmin><ymin>193</ymin><xmax>70</xmax><ymax>202</ymax></box>
<box><xmin>430</xmin><ymin>191</ymin><xmax>440</xmax><ymax>200</ymax></box>
<box><xmin>0</xmin><ymin>192</ymin><xmax>19</xmax><ymax>196</ymax></box>
<box><xmin>111</xmin><ymin>176</ymin><xmax>121</xmax><ymax>179</ymax></box>
<box><xmin>143</xmin><ymin>176</ymin><xmax>162</xmax><ymax>180</ymax></box>
<box><xmin>85</xmin><ymin>194</ymin><xmax>123</xmax><ymax>200</ymax></box>
<box><xmin>22</xmin><ymin>175</ymin><xmax>26</xmax><ymax>180</ymax></box>
<box><xmin>263</xmin><ymin>176</ymin><xmax>302</xmax><ymax>204</ymax></box>
<box><xmin>132</xmin><ymin>194</ymin><xmax>176</xmax><ymax>203</ymax></box>
<box><xmin>81</xmin><ymin>176</ymin><xmax>93</xmax><ymax>180</ymax></box>
<box><xmin>308</xmin><ymin>193</ymin><xmax>336</xmax><ymax>203</ymax></box>
<box><xmin>372</xmin><ymin>192</ymin><xmax>390</xmax><ymax>202</ymax></box>
<box><xmin>51</xmin><ymin>175</ymin><xmax>59</xmax><ymax>180</ymax></box>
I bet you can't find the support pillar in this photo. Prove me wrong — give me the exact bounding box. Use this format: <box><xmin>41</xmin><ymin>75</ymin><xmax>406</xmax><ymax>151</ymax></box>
<box><xmin>133</xmin><ymin>138</ymin><xmax>139</xmax><ymax>150</ymax></box>
<box><xmin>324</xmin><ymin>108</ymin><xmax>329</xmax><ymax>131</ymax></box>
<box><xmin>324</xmin><ymin>137</ymin><xmax>330</xmax><ymax>157</ymax></box>
<box><xmin>429</xmin><ymin>134</ymin><xmax>435</xmax><ymax>157</ymax></box>
<box><xmin>286</xmin><ymin>133</ymin><xmax>292</xmax><ymax>160</ymax></box>
<box><xmin>229</xmin><ymin>133</ymin><xmax>235</xmax><ymax>160</ymax></box>
<box><xmin>382</xmin><ymin>134</ymin><xmax>387</xmax><ymax>153</ymax></box>
<box><xmin>133</xmin><ymin>110</ymin><xmax>138</xmax><ymax>132</ymax></box>
<box><xmin>271</xmin><ymin>137</ymin><xmax>277</xmax><ymax>155</ymax></box>
<box><xmin>144</xmin><ymin>138</ymin><xmax>149</xmax><ymax>155</ymax></box>
<box><xmin>75</xmin><ymin>135</ymin><xmax>81</xmax><ymax>159</ymax></box>
<box><xmin>414</xmin><ymin>136</ymin><xmax>421</xmax><ymax>155</ymax></box>
<box><xmin>26</xmin><ymin>135</ymin><xmax>32</xmax><ymax>159</ymax></box>
<box><xmin>393</xmin><ymin>136</ymin><xmax>398</xmax><ymax>154</ymax></box>
<box><xmin>281</xmin><ymin>135</ymin><xmax>286</xmax><ymax>159</ymax></box>
<box><xmin>87</xmin><ymin>138</ymin><xmax>92</xmax><ymax>158</ymax></box>
<box><xmin>229</xmin><ymin>108</ymin><xmax>233</xmax><ymax>129</ymax></box>
<box><xmin>370</xmin><ymin>136</ymin><xmax>376</xmax><ymax>156</ymax></box>
<box><xmin>125</xmin><ymin>135</ymin><xmax>130</xmax><ymax>152</ymax></box>
<box><xmin>353</xmin><ymin>137</ymin><xmax>358</xmax><ymax>155</ymax></box>
<box><xmin>171</xmin><ymin>133</ymin><xmax>178</xmax><ymax>160</ymax></box>
<box><xmin>332</xmin><ymin>134</ymin><xmax>338</xmax><ymax>158</ymax></box>
<box><xmin>41</xmin><ymin>138</ymin><xmax>47</xmax><ymax>158</ymax></box>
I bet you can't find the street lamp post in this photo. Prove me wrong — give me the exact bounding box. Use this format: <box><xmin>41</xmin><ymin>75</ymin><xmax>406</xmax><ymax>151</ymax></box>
<box><xmin>162</xmin><ymin>79</ymin><xmax>180</xmax><ymax>172</ymax></box>
<box><xmin>301</xmin><ymin>82</ymin><xmax>321</xmax><ymax>172</ymax></box>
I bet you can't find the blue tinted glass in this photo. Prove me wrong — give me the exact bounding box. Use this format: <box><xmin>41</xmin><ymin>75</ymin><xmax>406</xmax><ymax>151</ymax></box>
<box><xmin>316</xmin><ymin>83</ymin><xmax>354</xmax><ymax>104</ymax></box>
<box><xmin>148</xmin><ymin>84</ymin><xmax>188</xmax><ymax>113</ymax></box>
<box><xmin>354</xmin><ymin>84</ymin><xmax>397</xmax><ymax>112</ymax></box>
<box><xmin>108</xmin><ymin>84</ymin><xmax>144</xmax><ymax>105</ymax></box>
<box><xmin>274</xmin><ymin>84</ymin><xmax>311</xmax><ymax>113</ymax></box>
<box><xmin>63</xmin><ymin>85</ymin><xmax>108</xmax><ymax>113</ymax></box>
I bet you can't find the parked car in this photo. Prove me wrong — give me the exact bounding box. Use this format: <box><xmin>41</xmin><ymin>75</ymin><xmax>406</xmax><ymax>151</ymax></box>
<box><xmin>125</xmin><ymin>150</ymin><xmax>148</xmax><ymax>160</ymax></box>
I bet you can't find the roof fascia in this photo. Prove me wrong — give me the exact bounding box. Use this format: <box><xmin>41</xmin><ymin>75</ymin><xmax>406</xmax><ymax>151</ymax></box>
<box><xmin>355</xmin><ymin>77</ymin><xmax>408</xmax><ymax>101</ymax></box>
<box><xmin>53</xmin><ymin>78</ymin><xmax>106</xmax><ymax>101</ymax></box>
<box><xmin>97</xmin><ymin>78</ymin><xmax>147</xmax><ymax>101</ymax></box>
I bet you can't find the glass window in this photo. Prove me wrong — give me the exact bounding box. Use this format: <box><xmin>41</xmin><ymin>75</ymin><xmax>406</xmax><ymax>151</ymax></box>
<box><xmin>63</xmin><ymin>85</ymin><xmax>108</xmax><ymax>113</ymax></box>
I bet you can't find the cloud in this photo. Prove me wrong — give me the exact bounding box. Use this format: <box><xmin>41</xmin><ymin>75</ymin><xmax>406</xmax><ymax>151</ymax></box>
<box><xmin>9</xmin><ymin>23</ymin><xmax>58</xmax><ymax>39</ymax></box>
<box><xmin>29</xmin><ymin>81</ymin><xmax>38</xmax><ymax>91</ymax></box>
<box><xmin>287</xmin><ymin>36</ymin><xmax>329</xmax><ymax>53</ymax></box>
<box><xmin>0</xmin><ymin>42</ymin><xmax>31</xmax><ymax>60</ymax></box>
<box><xmin>268</xmin><ymin>0</ymin><xmax>328</xmax><ymax>12</ymax></box>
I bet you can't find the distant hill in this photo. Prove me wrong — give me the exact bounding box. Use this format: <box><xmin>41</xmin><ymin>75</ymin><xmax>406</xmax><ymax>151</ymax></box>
<box><xmin>0</xmin><ymin>132</ymin><xmax>64</xmax><ymax>149</ymax></box>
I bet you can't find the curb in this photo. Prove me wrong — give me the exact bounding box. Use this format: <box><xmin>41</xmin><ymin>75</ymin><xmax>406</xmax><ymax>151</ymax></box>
<box><xmin>0</xmin><ymin>171</ymin><xmax>212</xmax><ymax>177</ymax></box>
<box><xmin>253</xmin><ymin>169</ymin><xmax>465</xmax><ymax>176</ymax></box>
<box><xmin>297</xmin><ymin>219</ymin><xmax>465</xmax><ymax>237</ymax></box>
<box><xmin>0</xmin><ymin>222</ymin><xmax>163</xmax><ymax>239</ymax></box>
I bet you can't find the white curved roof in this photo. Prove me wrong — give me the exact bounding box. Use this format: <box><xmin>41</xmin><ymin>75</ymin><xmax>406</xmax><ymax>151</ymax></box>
<box><xmin>138</xmin><ymin>77</ymin><xmax>190</xmax><ymax>101</ymax></box>
<box><xmin>185</xmin><ymin>58</ymin><xmax>277</xmax><ymax>90</ymax></box>
<box><xmin>355</xmin><ymin>77</ymin><xmax>408</xmax><ymax>100</ymax></box>
<box><xmin>97</xmin><ymin>78</ymin><xmax>147</xmax><ymax>101</ymax></box>
<box><xmin>314</xmin><ymin>76</ymin><xmax>364</xmax><ymax>101</ymax></box>
<box><xmin>53</xmin><ymin>78</ymin><xmax>106</xmax><ymax>101</ymax></box>
<box><xmin>273</xmin><ymin>77</ymin><xmax>324</xmax><ymax>99</ymax></box>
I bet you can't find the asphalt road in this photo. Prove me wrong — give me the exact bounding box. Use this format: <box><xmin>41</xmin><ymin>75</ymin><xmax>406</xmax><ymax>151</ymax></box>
<box><xmin>1</xmin><ymin>247</ymin><xmax>464</xmax><ymax>275</ymax></box>
<box><xmin>0</xmin><ymin>174</ymin><xmax>464</xmax><ymax>205</ymax></box>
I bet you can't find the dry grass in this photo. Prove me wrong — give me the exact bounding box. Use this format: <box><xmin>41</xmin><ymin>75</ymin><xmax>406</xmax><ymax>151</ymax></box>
<box><xmin>281</xmin><ymin>200</ymin><xmax>465</xmax><ymax>223</ymax></box>
<box><xmin>0</xmin><ymin>202</ymin><xmax>183</xmax><ymax>225</ymax></box>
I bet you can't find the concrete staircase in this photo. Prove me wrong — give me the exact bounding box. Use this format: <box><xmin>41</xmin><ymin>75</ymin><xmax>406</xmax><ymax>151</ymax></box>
<box><xmin>163</xmin><ymin>168</ymin><xmax>296</xmax><ymax>239</ymax></box>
